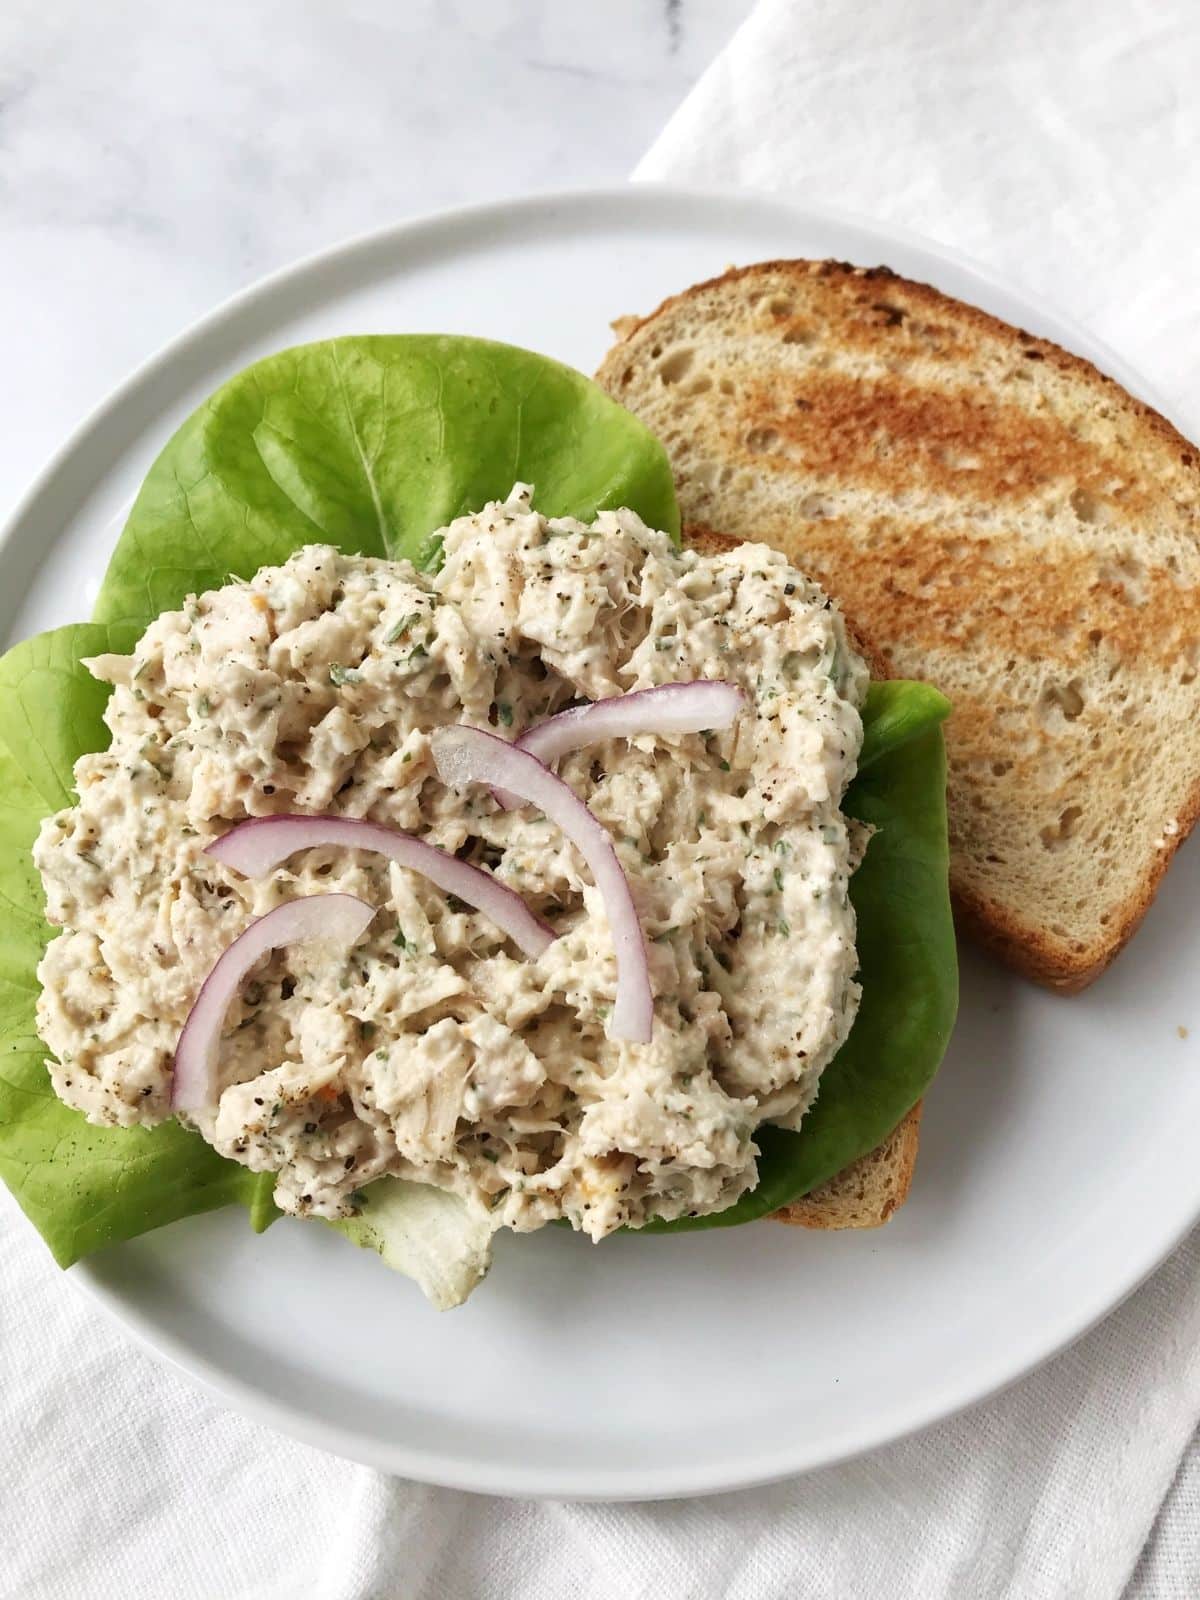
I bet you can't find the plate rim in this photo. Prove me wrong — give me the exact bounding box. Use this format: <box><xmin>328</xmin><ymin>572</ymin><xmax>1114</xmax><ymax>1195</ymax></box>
<box><xmin>5</xmin><ymin>180</ymin><xmax>1195</xmax><ymax>1500</ymax></box>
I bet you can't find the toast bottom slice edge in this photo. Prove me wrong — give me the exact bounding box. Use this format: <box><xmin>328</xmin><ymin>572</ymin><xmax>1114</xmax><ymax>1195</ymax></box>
<box><xmin>772</xmin><ymin>1101</ymin><xmax>923</xmax><ymax>1230</ymax></box>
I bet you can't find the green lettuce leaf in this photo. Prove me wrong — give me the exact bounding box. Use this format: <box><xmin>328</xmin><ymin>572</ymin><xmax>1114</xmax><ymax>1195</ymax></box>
<box><xmin>644</xmin><ymin>680</ymin><xmax>957</xmax><ymax>1231</ymax></box>
<box><xmin>857</xmin><ymin>678</ymin><xmax>954</xmax><ymax>774</ymax></box>
<box><xmin>0</xmin><ymin>333</ymin><xmax>956</xmax><ymax>1281</ymax></box>
<box><xmin>329</xmin><ymin>1178</ymin><xmax>494</xmax><ymax>1311</ymax></box>
<box><xmin>0</xmin><ymin>628</ymin><xmax>277</xmax><ymax>1266</ymax></box>
<box><xmin>92</xmin><ymin>335</ymin><xmax>680</xmax><ymax>632</ymax></box>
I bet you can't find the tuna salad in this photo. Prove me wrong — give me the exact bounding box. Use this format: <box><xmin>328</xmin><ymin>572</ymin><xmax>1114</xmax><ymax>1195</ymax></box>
<box><xmin>34</xmin><ymin>485</ymin><xmax>868</xmax><ymax>1244</ymax></box>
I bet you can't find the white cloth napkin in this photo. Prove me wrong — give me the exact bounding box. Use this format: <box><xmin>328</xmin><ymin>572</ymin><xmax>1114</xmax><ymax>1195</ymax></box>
<box><xmin>5</xmin><ymin>1209</ymin><xmax>1200</xmax><ymax>1600</ymax></box>
<box><xmin>637</xmin><ymin>0</ymin><xmax>1200</xmax><ymax>430</ymax></box>
<box><xmin>5</xmin><ymin>3</ymin><xmax>1200</xmax><ymax>1596</ymax></box>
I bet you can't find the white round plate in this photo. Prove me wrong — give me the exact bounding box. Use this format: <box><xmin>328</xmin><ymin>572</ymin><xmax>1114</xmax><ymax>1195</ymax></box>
<box><xmin>4</xmin><ymin>186</ymin><xmax>1198</xmax><ymax>1501</ymax></box>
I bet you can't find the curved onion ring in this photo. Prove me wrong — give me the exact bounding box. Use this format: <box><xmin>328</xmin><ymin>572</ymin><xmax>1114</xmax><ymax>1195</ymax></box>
<box><xmin>494</xmin><ymin>680</ymin><xmax>744</xmax><ymax>809</ymax></box>
<box><xmin>172</xmin><ymin>894</ymin><xmax>375</xmax><ymax>1113</ymax></box>
<box><xmin>432</xmin><ymin>725</ymin><xmax>653</xmax><ymax>1044</ymax></box>
<box><xmin>206</xmin><ymin>814</ymin><xmax>555</xmax><ymax>959</ymax></box>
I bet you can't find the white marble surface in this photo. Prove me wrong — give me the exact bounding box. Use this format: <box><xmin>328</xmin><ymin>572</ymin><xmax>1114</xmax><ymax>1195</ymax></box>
<box><xmin>0</xmin><ymin>0</ymin><xmax>750</xmax><ymax>525</ymax></box>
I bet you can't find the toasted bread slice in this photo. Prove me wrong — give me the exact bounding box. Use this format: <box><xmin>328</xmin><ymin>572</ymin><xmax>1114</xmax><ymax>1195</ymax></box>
<box><xmin>600</xmin><ymin>261</ymin><xmax>1200</xmax><ymax>991</ymax></box>
<box><xmin>685</xmin><ymin>522</ymin><xmax>920</xmax><ymax>1229</ymax></box>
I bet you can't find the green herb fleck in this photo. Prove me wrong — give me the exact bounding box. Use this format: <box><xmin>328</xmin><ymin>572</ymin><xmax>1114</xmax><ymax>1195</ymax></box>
<box><xmin>384</xmin><ymin>611</ymin><xmax>421</xmax><ymax>644</ymax></box>
<box><xmin>417</xmin><ymin>532</ymin><xmax>445</xmax><ymax>572</ymax></box>
<box><xmin>773</xmin><ymin>867</ymin><xmax>784</xmax><ymax>892</ymax></box>
<box><xmin>329</xmin><ymin>663</ymin><xmax>363</xmax><ymax>687</ymax></box>
<box><xmin>719</xmin><ymin>759</ymin><xmax>731</xmax><ymax>772</ymax></box>
<box><xmin>497</xmin><ymin>701</ymin><xmax>513</xmax><ymax>727</ymax></box>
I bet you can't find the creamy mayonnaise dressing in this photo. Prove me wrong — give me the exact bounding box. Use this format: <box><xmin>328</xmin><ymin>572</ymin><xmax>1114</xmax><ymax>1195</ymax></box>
<box><xmin>35</xmin><ymin>487</ymin><xmax>867</xmax><ymax>1240</ymax></box>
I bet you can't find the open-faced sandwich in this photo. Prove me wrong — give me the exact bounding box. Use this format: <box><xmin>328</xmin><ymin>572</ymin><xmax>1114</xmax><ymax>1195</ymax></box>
<box><xmin>0</xmin><ymin>335</ymin><xmax>957</xmax><ymax>1306</ymax></box>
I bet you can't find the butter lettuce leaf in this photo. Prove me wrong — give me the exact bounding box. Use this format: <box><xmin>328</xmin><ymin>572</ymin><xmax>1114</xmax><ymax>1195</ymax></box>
<box><xmin>329</xmin><ymin>1178</ymin><xmax>494</xmax><ymax>1312</ymax></box>
<box><xmin>857</xmin><ymin>679</ymin><xmax>953</xmax><ymax>774</ymax></box>
<box><xmin>93</xmin><ymin>335</ymin><xmax>680</xmax><ymax>633</ymax></box>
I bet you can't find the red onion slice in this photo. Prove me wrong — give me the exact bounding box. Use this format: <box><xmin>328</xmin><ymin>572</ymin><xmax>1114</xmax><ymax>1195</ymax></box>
<box><xmin>206</xmin><ymin>814</ymin><xmax>554</xmax><ymax>959</ymax></box>
<box><xmin>432</xmin><ymin>726</ymin><xmax>653</xmax><ymax>1044</ymax></box>
<box><xmin>172</xmin><ymin>894</ymin><xmax>375</xmax><ymax>1113</ymax></box>
<box><xmin>494</xmin><ymin>680</ymin><xmax>744</xmax><ymax>808</ymax></box>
